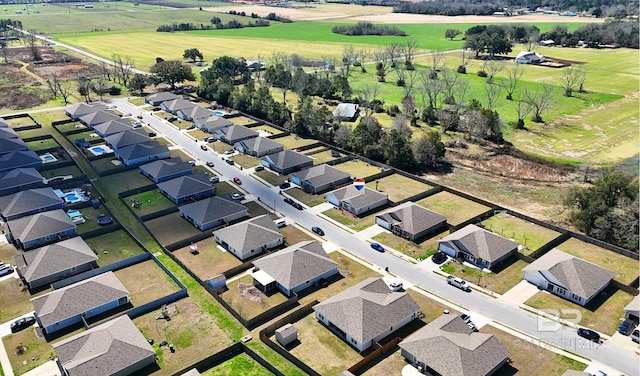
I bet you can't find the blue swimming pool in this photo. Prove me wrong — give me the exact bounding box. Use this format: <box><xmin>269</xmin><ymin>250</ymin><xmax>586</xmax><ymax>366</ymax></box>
<box><xmin>214</xmin><ymin>111</ymin><xmax>225</xmax><ymax>116</ymax></box>
<box><xmin>91</xmin><ymin>146</ymin><xmax>105</xmax><ymax>153</ymax></box>
<box><xmin>42</xmin><ymin>155</ymin><xmax>56</xmax><ymax>162</ymax></box>
<box><xmin>65</xmin><ymin>193</ymin><xmax>78</xmax><ymax>201</ymax></box>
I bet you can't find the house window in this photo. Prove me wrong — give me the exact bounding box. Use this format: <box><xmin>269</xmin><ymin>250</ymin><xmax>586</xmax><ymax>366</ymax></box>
<box><xmin>571</xmin><ymin>294</ymin><xmax>581</xmax><ymax>302</ymax></box>
<box><xmin>556</xmin><ymin>287</ymin><xmax>567</xmax><ymax>295</ymax></box>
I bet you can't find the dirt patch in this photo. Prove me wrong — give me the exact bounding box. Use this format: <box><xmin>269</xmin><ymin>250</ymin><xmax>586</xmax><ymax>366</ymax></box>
<box><xmin>27</xmin><ymin>47</ymin><xmax>102</xmax><ymax>81</ymax></box>
<box><xmin>352</xmin><ymin>13</ymin><xmax>605</xmax><ymax>24</ymax></box>
<box><xmin>238</xmin><ymin>282</ymin><xmax>264</xmax><ymax>304</ymax></box>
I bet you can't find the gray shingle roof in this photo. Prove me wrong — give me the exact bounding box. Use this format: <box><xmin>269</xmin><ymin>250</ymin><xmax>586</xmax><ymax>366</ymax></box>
<box><xmin>92</xmin><ymin>120</ymin><xmax>132</xmax><ymax>137</ymax></box>
<box><xmin>235</xmin><ymin>137</ymin><xmax>283</xmax><ymax>155</ymax></box>
<box><xmin>523</xmin><ymin>249</ymin><xmax>616</xmax><ymax>300</ymax></box>
<box><xmin>313</xmin><ymin>277</ymin><xmax>419</xmax><ymax>345</ymax></box>
<box><xmin>399</xmin><ymin>314</ymin><xmax>509</xmax><ymax>376</ymax></box>
<box><xmin>264</xmin><ymin>150</ymin><xmax>313</xmax><ymax>170</ymax></box>
<box><xmin>162</xmin><ymin>98</ymin><xmax>197</xmax><ymax>113</ymax></box>
<box><xmin>14</xmin><ymin>237</ymin><xmax>97</xmax><ymax>283</ymax></box>
<box><xmin>140</xmin><ymin>157</ymin><xmax>192</xmax><ymax>179</ymax></box>
<box><xmin>179</xmin><ymin>196</ymin><xmax>247</xmax><ymax>225</ymax></box>
<box><xmin>0</xmin><ymin>150</ymin><xmax>41</xmax><ymax>171</ymax></box>
<box><xmin>116</xmin><ymin>141</ymin><xmax>169</xmax><ymax>161</ymax></box>
<box><xmin>146</xmin><ymin>91</ymin><xmax>180</xmax><ymax>104</ymax></box>
<box><xmin>79</xmin><ymin>111</ymin><xmax>122</xmax><ymax>127</ymax></box>
<box><xmin>253</xmin><ymin>240</ymin><xmax>337</xmax><ymax>290</ymax></box>
<box><xmin>6</xmin><ymin>210</ymin><xmax>76</xmax><ymax>245</ymax></box>
<box><xmin>0</xmin><ymin>187</ymin><xmax>64</xmax><ymax>219</ymax></box>
<box><xmin>439</xmin><ymin>224</ymin><xmax>518</xmax><ymax>264</ymax></box>
<box><xmin>31</xmin><ymin>271</ymin><xmax>129</xmax><ymax>329</ymax></box>
<box><xmin>0</xmin><ymin>127</ymin><xmax>18</xmax><ymax>139</ymax></box>
<box><xmin>178</xmin><ymin>106</ymin><xmax>215</xmax><ymax>121</ymax></box>
<box><xmin>0</xmin><ymin>168</ymin><xmax>44</xmax><ymax>192</ymax></box>
<box><xmin>291</xmin><ymin>164</ymin><xmax>350</xmax><ymax>188</ymax></box>
<box><xmin>329</xmin><ymin>186</ymin><xmax>387</xmax><ymax>210</ymax></box>
<box><xmin>212</xmin><ymin>215</ymin><xmax>281</xmax><ymax>252</ymax></box>
<box><xmin>0</xmin><ymin>138</ymin><xmax>28</xmax><ymax>155</ymax></box>
<box><xmin>53</xmin><ymin>315</ymin><xmax>155</xmax><ymax>376</ymax></box>
<box><xmin>196</xmin><ymin>116</ymin><xmax>234</xmax><ymax>131</ymax></box>
<box><xmin>217</xmin><ymin>125</ymin><xmax>258</xmax><ymax>143</ymax></box>
<box><xmin>104</xmin><ymin>129</ymin><xmax>151</xmax><ymax>149</ymax></box>
<box><xmin>376</xmin><ymin>202</ymin><xmax>447</xmax><ymax>236</ymax></box>
<box><xmin>158</xmin><ymin>172</ymin><xmax>212</xmax><ymax>200</ymax></box>
<box><xmin>64</xmin><ymin>103</ymin><xmax>108</xmax><ymax>118</ymax></box>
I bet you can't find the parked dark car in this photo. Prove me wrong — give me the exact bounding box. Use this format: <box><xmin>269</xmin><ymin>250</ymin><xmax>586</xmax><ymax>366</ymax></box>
<box><xmin>618</xmin><ymin>320</ymin><xmax>635</xmax><ymax>335</ymax></box>
<box><xmin>10</xmin><ymin>316</ymin><xmax>36</xmax><ymax>333</ymax></box>
<box><xmin>370</xmin><ymin>242</ymin><xmax>385</xmax><ymax>252</ymax></box>
<box><xmin>279</xmin><ymin>181</ymin><xmax>291</xmax><ymax>189</ymax></box>
<box><xmin>166</xmin><ymin>115</ymin><xmax>177</xmax><ymax>122</ymax></box>
<box><xmin>577</xmin><ymin>328</ymin><xmax>600</xmax><ymax>342</ymax></box>
<box><xmin>312</xmin><ymin>226</ymin><xmax>325</xmax><ymax>236</ymax></box>
<box><xmin>148</xmin><ymin>132</ymin><xmax>157</xmax><ymax>137</ymax></box>
<box><xmin>284</xmin><ymin>197</ymin><xmax>294</xmax><ymax>205</ymax></box>
<box><xmin>432</xmin><ymin>251</ymin><xmax>447</xmax><ymax>264</ymax></box>
<box><xmin>292</xmin><ymin>202</ymin><xmax>303</xmax><ymax>210</ymax></box>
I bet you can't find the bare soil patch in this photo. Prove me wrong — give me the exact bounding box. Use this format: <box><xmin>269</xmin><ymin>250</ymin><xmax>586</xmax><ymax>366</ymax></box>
<box><xmin>352</xmin><ymin>13</ymin><xmax>604</xmax><ymax>24</ymax></box>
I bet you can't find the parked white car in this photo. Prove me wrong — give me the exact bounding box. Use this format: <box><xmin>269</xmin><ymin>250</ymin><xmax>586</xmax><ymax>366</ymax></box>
<box><xmin>447</xmin><ymin>276</ymin><xmax>471</xmax><ymax>292</ymax></box>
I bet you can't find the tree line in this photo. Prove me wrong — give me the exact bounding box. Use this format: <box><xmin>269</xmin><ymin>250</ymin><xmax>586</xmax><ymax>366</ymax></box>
<box><xmin>541</xmin><ymin>20</ymin><xmax>639</xmax><ymax>48</ymax></box>
<box><xmin>332</xmin><ymin>22</ymin><xmax>407</xmax><ymax>36</ymax></box>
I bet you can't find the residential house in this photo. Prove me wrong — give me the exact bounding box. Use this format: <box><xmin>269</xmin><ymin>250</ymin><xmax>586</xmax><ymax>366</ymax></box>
<box><xmin>235</xmin><ymin>137</ymin><xmax>284</xmax><ymax>157</ymax></box>
<box><xmin>3</xmin><ymin>209</ymin><xmax>77</xmax><ymax>250</ymax></box>
<box><xmin>0</xmin><ymin>168</ymin><xmax>45</xmax><ymax>196</ymax></box>
<box><xmin>333</xmin><ymin>103</ymin><xmax>360</xmax><ymax>121</ymax></box>
<box><xmin>115</xmin><ymin>141</ymin><xmax>170</xmax><ymax>166</ymax></box>
<box><xmin>177</xmin><ymin>106</ymin><xmax>216</xmax><ymax>122</ymax></box>
<box><xmin>212</xmin><ymin>214</ymin><xmax>282</xmax><ymax>260</ymax></box>
<box><xmin>438</xmin><ymin>224</ymin><xmax>519</xmax><ymax>270</ymax></box>
<box><xmin>53</xmin><ymin>315</ymin><xmax>155</xmax><ymax>376</ymax></box>
<box><xmin>0</xmin><ymin>127</ymin><xmax>18</xmax><ymax>140</ymax></box>
<box><xmin>261</xmin><ymin>150</ymin><xmax>314</xmax><ymax>175</ymax></box>
<box><xmin>213</xmin><ymin>125</ymin><xmax>259</xmax><ymax>145</ymax></box>
<box><xmin>180</xmin><ymin>196</ymin><xmax>248</xmax><ymax>231</ymax></box>
<box><xmin>104</xmin><ymin>129</ymin><xmax>151</xmax><ymax>150</ymax></box>
<box><xmin>375</xmin><ymin>202</ymin><xmax>447</xmax><ymax>241</ymax></box>
<box><xmin>140</xmin><ymin>157</ymin><xmax>192</xmax><ymax>183</ymax></box>
<box><xmin>326</xmin><ymin>186</ymin><xmax>387</xmax><ymax>216</ymax></box>
<box><xmin>194</xmin><ymin>115</ymin><xmax>234</xmax><ymax>133</ymax></box>
<box><xmin>246</xmin><ymin>60</ymin><xmax>266</xmax><ymax>71</ymax></box>
<box><xmin>92</xmin><ymin>119</ymin><xmax>133</xmax><ymax>137</ymax></box>
<box><xmin>313</xmin><ymin>277</ymin><xmax>420</xmax><ymax>352</ymax></box>
<box><xmin>145</xmin><ymin>91</ymin><xmax>181</xmax><ymax>106</ymax></box>
<box><xmin>160</xmin><ymin>98</ymin><xmax>197</xmax><ymax>114</ymax></box>
<box><xmin>290</xmin><ymin>164</ymin><xmax>351</xmax><ymax>194</ymax></box>
<box><xmin>399</xmin><ymin>314</ymin><xmax>509</xmax><ymax>376</ymax></box>
<box><xmin>14</xmin><ymin>237</ymin><xmax>98</xmax><ymax>290</ymax></box>
<box><xmin>0</xmin><ymin>150</ymin><xmax>42</xmax><ymax>172</ymax></box>
<box><xmin>624</xmin><ymin>295</ymin><xmax>639</xmax><ymax>322</ymax></box>
<box><xmin>31</xmin><ymin>271</ymin><xmax>129</xmax><ymax>335</ymax></box>
<box><xmin>158</xmin><ymin>172</ymin><xmax>214</xmax><ymax>204</ymax></box>
<box><xmin>0</xmin><ymin>138</ymin><xmax>28</xmax><ymax>155</ymax></box>
<box><xmin>515</xmin><ymin>51</ymin><xmax>545</xmax><ymax>64</ymax></box>
<box><xmin>539</xmin><ymin>39</ymin><xmax>555</xmax><ymax>47</ymax></box>
<box><xmin>252</xmin><ymin>240</ymin><xmax>338</xmax><ymax>296</ymax></box>
<box><xmin>0</xmin><ymin>187</ymin><xmax>65</xmax><ymax>221</ymax></box>
<box><xmin>522</xmin><ymin>249</ymin><xmax>616</xmax><ymax>306</ymax></box>
<box><xmin>64</xmin><ymin>103</ymin><xmax>107</xmax><ymax>120</ymax></box>
<box><xmin>79</xmin><ymin>111</ymin><xmax>122</xmax><ymax>127</ymax></box>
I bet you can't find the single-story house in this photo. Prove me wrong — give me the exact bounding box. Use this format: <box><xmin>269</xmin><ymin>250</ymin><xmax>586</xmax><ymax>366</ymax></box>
<box><xmin>375</xmin><ymin>202</ymin><xmax>447</xmax><ymax>241</ymax></box>
<box><xmin>515</xmin><ymin>51</ymin><xmax>545</xmax><ymax>64</ymax></box>
<box><xmin>326</xmin><ymin>186</ymin><xmax>388</xmax><ymax>216</ymax></box>
<box><xmin>539</xmin><ymin>39</ymin><xmax>555</xmax><ymax>47</ymax></box>
<box><xmin>92</xmin><ymin>119</ymin><xmax>133</xmax><ymax>137</ymax></box>
<box><xmin>624</xmin><ymin>295</ymin><xmax>640</xmax><ymax>322</ymax></box>
<box><xmin>275</xmin><ymin>323</ymin><xmax>297</xmax><ymax>346</ymax></box>
<box><xmin>290</xmin><ymin>164</ymin><xmax>351</xmax><ymax>194</ymax></box>
<box><xmin>194</xmin><ymin>115</ymin><xmax>234</xmax><ymax>133</ymax></box>
<box><xmin>246</xmin><ymin>60</ymin><xmax>266</xmax><ymax>71</ymax></box>
<box><xmin>177</xmin><ymin>106</ymin><xmax>216</xmax><ymax>122</ymax></box>
<box><xmin>64</xmin><ymin>103</ymin><xmax>107</xmax><ymax>120</ymax></box>
<box><xmin>79</xmin><ymin>110</ymin><xmax>122</xmax><ymax>127</ymax></box>
<box><xmin>160</xmin><ymin>98</ymin><xmax>197</xmax><ymax>114</ymax></box>
<box><xmin>235</xmin><ymin>137</ymin><xmax>284</xmax><ymax>158</ymax></box>
<box><xmin>213</xmin><ymin>215</ymin><xmax>282</xmax><ymax>260</ymax></box>
<box><xmin>31</xmin><ymin>271</ymin><xmax>129</xmax><ymax>335</ymax></box>
<box><xmin>0</xmin><ymin>150</ymin><xmax>42</xmax><ymax>172</ymax></box>
<box><xmin>522</xmin><ymin>249</ymin><xmax>616</xmax><ymax>306</ymax></box>
<box><xmin>14</xmin><ymin>237</ymin><xmax>98</xmax><ymax>290</ymax></box>
<box><xmin>140</xmin><ymin>157</ymin><xmax>192</xmax><ymax>183</ymax></box>
<box><xmin>213</xmin><ymin>125</ymin><xmax>259</xmax><ymax>145</ymax></box>
<box><xmin>0</xmin><ymin>127</ymin><xmax>19</xmax><ymax>140</ymax></box>
<box><xmin>313</xmin><ymin>277</ymin><xmax>420</xmax><ymax>352</ymax></box>
<box><xmin>252</xmin><ymin>240</ymin><xmax>338</xmax><ymax>297</ymax></box>
<box><xmin>0</xmin><ymin>138</ymin><xmax>28</xmax><ymax>155</ymax></box>
<box><xmin>53</xmin><ymin>315</ymin><xmax>155</xmax><ymax>376</ymax></box>
<box><xmin>158</xmin><ymin>172</ymin><xmax>214</xmax><ymax>205</ymax></box>
<box><xmin>333</xmin><ymin>103</ymin><xmax>360</xmax><ymax>121</ymax></box>
<box><xmin>3</xmin><ymin>209</ymin><xmax>77</xmax><ymax>250</ymax></box>
<box><xmin>0</xmin><ymin>187</ymin><xmax>65</xmax><ymax>221</ymax></box>
<box><xmin>104</xmin><ymin>129</ymin><xmax>151</xmax><ymax>150</ymax></box>
<box><xmin>399</xmin><ymin>314</ymin><xmax>509</xmax><ymax>376</ymax></box>
<box><xmin>261</xmin><ymin>150</ymin><xmax>314</xmax><ymax>175</ymax></box>
<box><xmin>180</xmin><ymin>196</ymin><xmax>248</xmax><ymax>231</ymax></box>
<box><xmin>145</xmin><ymin>91</ymin><xmax>181</xmax><ymax>106</ymax></box>
<box><xmin>115</xmin><ymin>141</ymin><xmax>170</xmax><ymax>166</ymax></box>
<box><xmin>0</xmin><ymin>168</ymin><xmax>45</xmax><ymax>196</ymax></box>
<box><xmin>438</xmin><ymin>224</ymin><xmax>519</xmax><ymax>270</ymax></box>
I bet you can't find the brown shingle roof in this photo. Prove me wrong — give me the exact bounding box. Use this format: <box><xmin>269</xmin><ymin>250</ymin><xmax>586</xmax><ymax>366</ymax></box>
<box><xmin>376</xmin><ymin>202</ymin><xmax>446</xmax><ymax>236</ymax></box>
<box><xmin>439</xmin><ymin>224</ymin><xmax>518</xmax><ymax>264</ymax></box>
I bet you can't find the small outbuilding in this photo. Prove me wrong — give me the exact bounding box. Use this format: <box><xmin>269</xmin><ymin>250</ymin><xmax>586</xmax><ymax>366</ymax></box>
<box><xmin>275</xmin><ymin>323</ymin><xmax>298</xmax><ymax>346</ymax></box>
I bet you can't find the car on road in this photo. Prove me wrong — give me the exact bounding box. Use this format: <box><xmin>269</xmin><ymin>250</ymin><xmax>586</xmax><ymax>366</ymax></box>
<box><xmin>136</xmin><ymin>115</ymin><xmax>143</xmax><ymax>119</ymax></box>
<box><xmin>232</xmin><ymin>193</ymin><xmax>245</xmax><ymax>200</ymax></box>
<box><xmin>311</xmin><ymin>226</ymin><xmax>324</xmax><ymax>236</ymax></box>
<box><xmin>125</xmin><ymin>112</ymin><xmax>132</xmax><ymax>117</ymax></box>
<box><xmin>292</xmin><ymin>202</ymin><xmax>303</xmax><ymax>210</ymax></box>
<box><xmin>10</xmin><ymin>316</ymin><xmax>36</xmax><ymax>333</ymax></box>
<box><xmin>206</xmin><ymin>161</ymin><xmax>214</xmax><ymax>167</ymax></box>
<box><xmin>254</xmin><ymin>165</ymin><xmax>264</xmax><ymax>171</ymax></box>
<box><xmin>224</xmin><ymin>149</ymin><xmax>234</xmax><ymax>155</ymax></box>
<box><xmin>200</xmin><ymin>144</ymin><xmax>208</xmax><ymax>151</ymax></box>
<box><xmin>279</xmin><ymin>181</ymin><xmax>291</xmax><ymax>189</ymax></box>
<box><xmin>432</xmin><ymin>251</ymin><xmax>447</xmax><ymax>264</ymax></box>
<box><xmin>233</xmin><ymin>177</ymin><xmax>242</xmax><ymax>185</ymax></box>
<box><xmin>0</xmin><ymin>266</ymin><xmax>13</xmax><ymax>277</ymax></box>
<box><xmin>577</xmin><ymin>328</ymin><xmax>600</xmax><ymax>342</ymax></box>
<box><xmin>132</xmin><ymin>121</ymin><xmax>142</xmax><ymax>128</ymax></box>
<box><xmin>370</xmin><ymin>242</ymin><xmax>384</xmax><ymax>252</ymax></box>
<box><xmin>284</xmin><ymin>197</ymin><xmax>294</xmax><ymax>205</ymax></box>
<box><xmin>209</xmin><ymin>176</ymin><xmax>220</xmax><ymax>183</ymax></box>
<box><xmin>447</xmin><ymin>276</ymin><xmax>471</xmax><ymax>292</ymax></box>
<box><xmin>389</xmin><ymin>281</ymin><xmax>403</xmax><ymax>292</ymax></box>
<box><xmin>225</xmin><ymin>158</ymin><xmax>234</xmax><ymax>165</ymax></box>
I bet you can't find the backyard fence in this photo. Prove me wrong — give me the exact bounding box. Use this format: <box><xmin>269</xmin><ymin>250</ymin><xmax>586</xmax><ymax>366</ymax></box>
<box><xmin>347</xmin><ymin>337</ymin><xmax>402</xmax><ymax>374</ymax></box>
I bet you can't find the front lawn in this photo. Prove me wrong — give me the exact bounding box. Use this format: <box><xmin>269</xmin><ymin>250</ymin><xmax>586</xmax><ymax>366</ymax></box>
<box><xmin>233</xmin><ymin>153</ymin><xmax>260</xmax><ymax>168</ymax></box>
<box><xmin>440</xmin><ymin>256</ymin><xmax>529</xmax><ymax>295</ymax></box>
<box><xmin>84</xmin><ymin>229</ymin><xmax>147</xmax><ymax>266</ymax></box>
<box><xmin>0</xmin><ymin>277</ymin><xmax>34</xmax><ymax>323</ymax></box>
<box><xmin>321</xmin><ymin>207</ymin><xmax>379</xmax><ymax>232</ymax></box>
<box><xmin>255</xmin><ymin>169</ymin><xmax>288</xmax><ymax>186</ymax></box>
<box><xmin>3</xmin><ymin>329</ymin><xmax>56</xmax><ymax>375</ymax></box>
<box><xmin>286</xmin><ymin>188</ymin><xmax>325</xmax><ymax>207</ymax></box>
<box><xmin>481</xmin><ymin>212</ymin><xmax>561</xmax><ymax>254</ymax></box>
<box><xmin>280</xmin><ymin>225</ymin><xmax>314</xmax><ymax>246</ymax></box>
<box><xmin>365</xmin><ymin>174</ymin><xmax>432</xmax><ymax>203</ymax></box>
<box><xmin>416</xmin><ymin>191</ymin><xmax>491</xmax><ymax>226</ymax></box>
<box><xmin>372</xmin><ymin>232</ymin><xmax>441</xmax><ymax>260</ymax></box>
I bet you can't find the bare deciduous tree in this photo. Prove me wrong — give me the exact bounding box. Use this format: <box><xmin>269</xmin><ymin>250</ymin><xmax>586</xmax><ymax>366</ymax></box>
<box><xmin>0</xmin><ymin>40</ymin><xmax>8</xmax><ymax>64</ymax></box>
<box><xmin>428</xmin><ymin>50</ymin><xmax>444</xmax><ymax>79</ymax></box>
<box><xmin>58</xmin><ymin>81</ymin><xmax>74</xmax><ymax>105</ymax></box>
<box><xmin>25</xmin><ymin>30</ymin><xmax>41</xmax><ymax>61</ymax></box>
<box><xmin>457</xmin><ymin>49</ymin><xmax>472</xmax><ymax>74</ymax></box>
<box><xmin>359</xmin><ymin>85</ymin><xmax>381</xmax><ymax>116</ymax></box>
<box><xmin>45</xmin><ymin>73</ymin><xmax>60</xmax><ymax>99</ymax></box>
<box><xmin>340</xmin><ymin>44</ymin><xmax>357</xmax><ymax>79</ymax></box>
<box><xmin>524</xmin><ymin>84</ymin><xmax>555</xmax><ymax>123</ymax></box>
<box><xmin>386</xmin><ymin>42</ymin><xmax>402</xmax><ymax>69</ymax></box>
<box><xmin>402</xmin><ymin>38</ymin><xmax>418</xmax><ymax>70</ymax></box>
<box><xmin>501</xmin><ymin>65</ymin><xmax>523</xmax><ymax>100</ymax></box>
<box><xmin>460</xmin><ymin>109</ymin><xmax>487</xmax><ymax>138</ymax></box>
<box><xmin>484</xmin><ymin>82</ymin><xmax>503</xmax><ymax>110</ymax></box>
<box><xmin>356</xmin><ymin>48</ymin><xmax>368</xmax><ymax>74</ymax></box>
<box><xmin>560</xmin><ymin>66</ymin><xmax>586</xmax><ymax>97</ymax></box>
<box><xmin>436</xmin><ymin>107</ymin><xmax>459</xmax><ymax>133</ymax></box>
<box><xmin>418</xmin><ymin>71</ymin><xmax>443</xmax><ymax>122</ymax></box>
<box><xmin>514</xmin><ymin>96</ymin><xmax>534</xmax><ymax>129</ymax></box>
<box><xmin>526</xmin><ymin>28</ymin><xmax>540</xmax><ymax>51</ymax></box>
<box><xmin>99</xmin><ymin>61</ymin><xmax>111</xmax><ymax>82</ymax></box>
<box><xmin>440</xmin><ymin>68</ymin><xmax>459</xmax><ymax>105</ymax></box>
<box><xmin>485</xmin><ymin>59</ymin><xmax>505</xmax><ymax>84</ymax></box>
<box><xmin>372</xmin><ymin>48</ymin><xmax>391</xmax><ymax>82</ymax></box>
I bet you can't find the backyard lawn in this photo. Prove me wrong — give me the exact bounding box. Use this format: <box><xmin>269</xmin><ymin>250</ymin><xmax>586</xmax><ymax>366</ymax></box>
<box><xmin>84</xmin><ymin>229</ymin><xmax>147</xmax><ymax>266</ymax></box>
<box><xmin>525</xmin><ymin>285</ymin><xmax>636</xmax><ymax>336</ymax></box>
<box><xmin>39</xmin><ymin>165</ymin><xmax>85</xmax><ymax>181</ymax></box>
<box><xmin>24</xmin><ymin>137</ymin><xmax>60</xmax><ymax>151</ymax></box>
<box><xmin>74</xmin><ymin>205</ymin><xmax>117</xmax><ymax>235</ymax></box>
<box><xmin>202</xmin><ymin>353</ymin><xmax>275</xmax><ymax>376</ymax></box>
<box><xmin>126</xmin><ymin>189</ymin><xmax>176</xmax><ymax>217</ymax></box>
<box><xmin>145</xmin><ymin>212</ymin><xmax>202</xmax><ymax>246</ymax></box>
<box><xmin>556</xmin><ymin>238</ymin><xmax>639</xmax><ymax>284</ymax></box>
<box><xmin>372</xmin><ymin>231</ymin><xmax>442</xmax><ymax>260</ymax></box>
<box><xmin>333</xmin><ymin>159</ymin><xmax>382</xmax><ymax>179</ymax></box>
<box><xmin>229</xmin><ymin>116</ymin><xmax>258</xmax><ymax>126</ymax></box>
<box><xmin>221</xmin><ymin>274</ymin><xmax>289</xmax><ymax>321</ymax></box>
<box><xmin>308</xmin><ymin>149</ymin><xmax>341</xmax><ymax>165</ymax></box>
<box><xmin>113</xmin><ymin>260</ymin><xmax>181</xmax><ymax>306</ymax></box>
<box><xmin>321</xmin><ymin>207</ymin><xmax>380</xmax><ymax>232</ymax></box>
<box><xmin>251</xmin><ymin>125</ymin><xmax>285</xmax><ymax>136</ymax></box>
<box><xmin>481</xmin><ymin>212</ymin><xmax>562</xmax><ymax>254</ymax></box>
<box><xmin>416</xmin><ymin>191</ymin><xmax>491</xmax><ymax>226</ymax></box>
<box><xmin>440</xmin><ymin>256</ymin><xmax>529</xmax><ymax>295</ymax></box>
<box><xmin>271</xmin><ymin>134</ymin><xmax>317</xmax><ymax>150</ymax></box>
<box><xmin>365</xmin><ymin>174</ymin><xmax>433</xmax><ymax>203</ymax></box>
<box><xmin>97</xmin><ymin>169</ymin><xmax>155</xmax><ymax>192</ymax></box>
<box><xmin>173</xmin><ymin>237</ymin><xmax>242</xmax><ymax>281</ymax></box>
<box><xmin>3</xmin><ymin>329</ymin><xmax>57</xmax><ymax>375</ymax></box>
<box><xmin>233</xmin><ymin>153</ymin><xmax>260</xmax><ymax>168</ymax></box>
<box><xmin>286</xmin><ymin>188</ymin><xmax>326</xmax><ymax>207</ymax></box>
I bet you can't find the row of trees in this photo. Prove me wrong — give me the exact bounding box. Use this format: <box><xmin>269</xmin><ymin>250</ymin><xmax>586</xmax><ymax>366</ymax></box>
<box><xmin>541</xmin><ymin>21</ymin><xmax>639</xmax><ymax>48</ymax></box>
<box><xmin>331</xmin><ymin>22</ymin><xmax>407</xmax><ymax>36</ymax></box>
